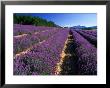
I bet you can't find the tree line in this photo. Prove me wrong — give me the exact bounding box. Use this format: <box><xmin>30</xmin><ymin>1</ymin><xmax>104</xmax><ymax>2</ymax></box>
<box><xmin>14</xmin><ymin>14</ymin><xmax>59</xmax><ymax>27</ymax></box>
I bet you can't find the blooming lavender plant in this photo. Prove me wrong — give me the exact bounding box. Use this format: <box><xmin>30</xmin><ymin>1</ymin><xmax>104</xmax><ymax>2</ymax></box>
<box><xmin>72</xmin><ymin>30</ymin><xmax>97</xmax><ymax>75</ymax></box>
<box><xmin>81</xmin><ymin>30</ymin><xmax>97</xmax><ymax>37</ymax></box>
<box><xmin>14</xmin><ymin>29</ymin><xmax>69</xmax><ymax>75</ymax></box>
<box><xmin>13</xmin><ymin>27</ymin><xmax>59</xmax><ymax>55</ymax></box>
<box><xmin>14</xmin><ymin>24</ymin><xmax>60</xmax><ymax>36</ymax></box>
<box><xmin>76</xmin><ymin>30</ymin><xmax>97</xmax><ymax>47</ymax></box>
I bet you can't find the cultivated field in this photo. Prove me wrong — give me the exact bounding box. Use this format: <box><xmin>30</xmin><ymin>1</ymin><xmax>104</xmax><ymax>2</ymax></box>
<box><xmin>13</xmin><ymin>24</ymin><xmax>97</xmax><ymax>75</ymax></box>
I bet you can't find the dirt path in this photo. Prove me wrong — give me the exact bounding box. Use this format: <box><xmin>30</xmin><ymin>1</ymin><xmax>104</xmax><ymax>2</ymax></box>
<box><xmin>55</xmin><ymin>30</ymin><xmax>78</xmax><ymax>75</ymax></box>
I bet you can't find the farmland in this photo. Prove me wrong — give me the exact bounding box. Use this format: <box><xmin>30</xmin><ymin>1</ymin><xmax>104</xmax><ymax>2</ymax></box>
<box><xmin>13</xmin><ymin>24</ymin><xmax>97</xmax><ymax>75</ymax></box>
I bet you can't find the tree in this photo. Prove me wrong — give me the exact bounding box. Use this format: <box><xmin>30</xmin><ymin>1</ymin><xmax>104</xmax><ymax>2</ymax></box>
<box><xmin>13</xmin><ymin>14</ymin><xmax>60</xmax><ymax>27</ymax></box>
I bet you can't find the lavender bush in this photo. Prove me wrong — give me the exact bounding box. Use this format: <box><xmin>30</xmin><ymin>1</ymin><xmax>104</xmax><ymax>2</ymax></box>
<box><xmin>81</xmin><ymin>30</ymin><xmax>97</xmax><ymax>37</ymax></box>
<box><xmin>14</xmin><ymin>29</ymin><xmax>69</xmax><ymax>75</ymax></box>
<box><xmin>72</xmin><ymin>30</ymin><xmax>97</xmax><ymax>75</ymax></box>
<box><xmin>14</xmin><ymin>27</ymin><xmax>59</xmax><ymax>55</ymax></box>
<box><xmin>76</xmin><ymin>30</ymin><xmax>97</xmax><ymax>47</ymax></box>
<box><xmin>14</xmin><ymin>24</ymin><xmax>60</xmax><ymax>36</ymax></box>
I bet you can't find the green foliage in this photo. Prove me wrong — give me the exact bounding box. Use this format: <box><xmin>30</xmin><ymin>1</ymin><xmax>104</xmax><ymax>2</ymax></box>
<box><xmin>13</xmin><ymin>14</ymin><xmax>58</xmax><ymax>27</ymax></box>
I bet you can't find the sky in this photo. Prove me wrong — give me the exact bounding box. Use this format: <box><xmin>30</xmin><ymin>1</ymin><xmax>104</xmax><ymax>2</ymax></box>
<box><xmin>16</xmin><ymin>13</ymin><xmax>97</xmax><ymax>27</ymax></box>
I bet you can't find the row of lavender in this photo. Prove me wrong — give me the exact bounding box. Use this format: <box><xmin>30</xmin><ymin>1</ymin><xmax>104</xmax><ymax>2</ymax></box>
<box><xmin>14</xmin><ymin>28</ymin><xmax>59</xmax><ymax>55</ymax></box>
<box><xmin>14</xmin><ymin>29</ymin><xmax>69</xmax><ymax>75</ymax></box>
<box><xmin>14</xmin><ymin>24</ymin><xmax>60</xmax><ymax>36</ymax></box>
<box><xmin>75</xmin><ymin>30</ymin><xmax>97</xmax><ymax>47</ymax></box>
<box><xmin>13</xmin><ymin>24</ymin><xmax>97</xmax><ymax>75</ymax></box>
<box><xmin>81</xmin><ymin>30</ymin><xmax>97</xmax><ymax>37</ymax></box>
<box><xmin>72</xmin><ymin>30</ymin><xmax>97</xmax><ymax>75</ymax></box>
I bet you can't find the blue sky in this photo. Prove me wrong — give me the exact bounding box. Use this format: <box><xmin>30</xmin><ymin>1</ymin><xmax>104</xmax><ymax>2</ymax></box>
<box><xmin>16</xmin><ymin>13</ymin><xmax>97</xmax><ymax>27</ymax></box>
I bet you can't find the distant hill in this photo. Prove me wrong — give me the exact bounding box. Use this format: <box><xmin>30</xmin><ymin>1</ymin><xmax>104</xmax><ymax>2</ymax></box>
<box><xmin>70</xmin><ymin>25</ymin><xmax>97</xmax><ymax>30</ymax></box>
<box><xmin>14</xmin><ymin>14</ymin><xmax>60</xmax><ymax>27</ymax></box>
<box><xmin>70</xmin><ymin>25</ymin><xmax>86</xmax><ymax>29</ymax></box>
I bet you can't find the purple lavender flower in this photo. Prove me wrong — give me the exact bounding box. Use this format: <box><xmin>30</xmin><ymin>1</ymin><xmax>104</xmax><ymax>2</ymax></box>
<box><xmin>14</xmin><ymin>29</ymin><xmax>69</xmax><ymax>75</ymax></box>
<box><xmin>75</xmin><ymin>30</ymin><xmax>97</xmax><ymax>47</ymax></box>
<box><xmin>72</xmin><ymin>30</ymin><xmax>97</xmax><ymax>75</ymax></box>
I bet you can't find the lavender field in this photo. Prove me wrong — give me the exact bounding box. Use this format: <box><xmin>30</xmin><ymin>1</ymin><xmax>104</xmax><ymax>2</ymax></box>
<box><xmin>13</xmin><ymin>24</ymin><xmax>97</xmax><ymax>75</ymax></box>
